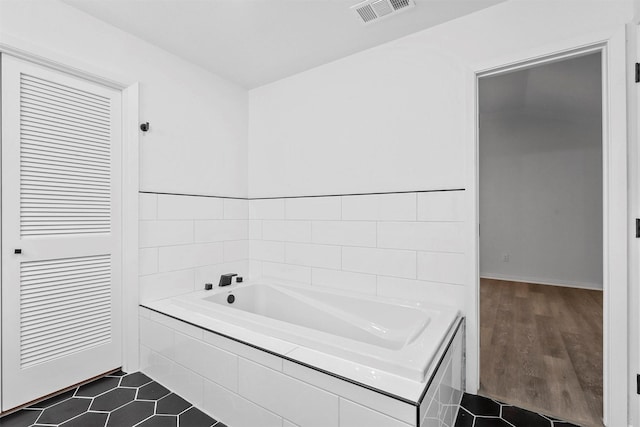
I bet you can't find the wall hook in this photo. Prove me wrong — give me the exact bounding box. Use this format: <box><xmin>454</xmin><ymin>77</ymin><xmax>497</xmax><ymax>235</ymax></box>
<box><xmin>140</xmin><ymin>122</ymin><xmax>150</xmax><ymax>132</ymax></box>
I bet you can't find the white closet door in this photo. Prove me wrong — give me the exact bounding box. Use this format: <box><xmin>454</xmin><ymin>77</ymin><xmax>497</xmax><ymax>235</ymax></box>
<box><xmin>1</xmin><ymin>55</ymin><xmax>122</xmax><ymax>411</ymax></box>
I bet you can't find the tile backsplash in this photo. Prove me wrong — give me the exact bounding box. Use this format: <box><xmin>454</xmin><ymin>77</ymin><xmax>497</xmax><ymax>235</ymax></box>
<box><xmin>139</xmin><ymin>190</ymin><xmax>466</xmax><ymax>311</ymax></box>
<box><xmin>249</xmin><ymin>190</ymin><xmax>466</xmax><ymax>311</ymax></box>
<box><xmin>139</xmin><ymin>193</ymin><xmax>249</xmax><ymax>303</ymax></box>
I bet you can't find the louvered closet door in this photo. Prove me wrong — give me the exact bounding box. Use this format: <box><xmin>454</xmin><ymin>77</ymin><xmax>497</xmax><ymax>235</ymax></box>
<box><xmin>1</xmin><ymin>55</ymin><xmax>122</xmax><ymax>411</ymax></box>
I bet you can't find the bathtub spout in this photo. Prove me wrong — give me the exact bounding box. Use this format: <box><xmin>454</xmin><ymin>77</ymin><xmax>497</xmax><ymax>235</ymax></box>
<box><xmin>219</xmin><ymin>273</ymin><xmax>237</xmax><ymax>287</ymax></box>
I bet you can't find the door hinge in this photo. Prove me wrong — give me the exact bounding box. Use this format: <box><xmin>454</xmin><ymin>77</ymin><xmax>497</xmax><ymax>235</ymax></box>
<box><xmin>636</xmin><ymin>219</ymin><xmax>640</xmax><ymax>238</ymax></box>
<box><xmin>637</xmin><ymin>374</ymin><xmax>640</xmax><ymax>394</ymax></box>
<box><xmin>636</xmin><ymin>63</ymin><xmax>640</xmax><ymax>83</ymax></box>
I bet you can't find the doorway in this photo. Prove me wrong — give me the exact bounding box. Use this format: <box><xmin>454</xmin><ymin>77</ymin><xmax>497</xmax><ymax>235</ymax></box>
<box><xmin>477</xmin><ymin>52</ymin><xmax>603</xmax><ymax>426</ymax></box>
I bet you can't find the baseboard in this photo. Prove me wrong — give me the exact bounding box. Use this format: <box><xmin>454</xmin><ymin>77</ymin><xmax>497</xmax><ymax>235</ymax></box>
<box><xmin>479</xmin><ymin>273</ymin><xmax>603</xmax><ymax>291</ymax></box>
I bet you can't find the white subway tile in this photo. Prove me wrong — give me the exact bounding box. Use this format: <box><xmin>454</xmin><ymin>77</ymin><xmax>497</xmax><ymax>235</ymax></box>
<box><xmin>191</xmin><ymin>197</ymin><xmax>224</xmax><ymax>219</ymax></box>
<box><xmin>443</xmin><ymin>404</ymin><xmax>454</xmax><ymax>427</ymax></box>
<box><xmin>312</xmin><ymin>221</ymin><xmax>376</xmax><ymax>247</ymax></box>
<box><xmin>248</xmin><ymin>220</ymin><xmax>262</xmax><ymax>239</ymax></box>
<box><xmin>139</xmin><ymin>318</ymin><xmax>175</xmax><ymax>358</ymax></box>
<box><xmin>194</xmin><ymin>260</ymin><xmax>248</xmax><ymax>288</ymax></box>
<box><xmin>158</xmin><ymin>242</ymin><xmax>224</xmax><ymax>272</ymax></box>
<box><xmin>195</xmin><ymin>220</ymin><xmax>248</xmax><ymax>242</ymax></box>
<box><xmin>439</xmin><ymin>360</ymin><xmax>455</xmax><ymax>409</ymax></box>
<box><xmin>238</xmin><ymin>359</ymin><xmax>339</xmax><ymax>427</ymax></box>
<box><xmin>157</xmin><ymin>194</ymin><xmax>223</xmax><ymax>220</ymax></box>
<box><xmin>224</xmin><ymin>240</ymin><xmax>249</xmax><ymax>263</ymax></box>
<box><xmin>140</xmin><ymin>346</ymin><xmax>203</xmax><ymax>407</ymax></box>
<box><xmin>342</xmin><ymin>247</ymin><xmax>416</xmax><ymax>279</ymax></box>
<box><xmin>249</xmin><ymin>260</ymin><xmax>263</xmax><ymax>280</ymax></box>
<box><xmin>224</xmin><ymin>199</ymin><xmax>249</xmax><ymax>219</ymax></box>
<box><xmin>203</xmin><ymin>379</ymin><xmax>282</xmax><ymax>427</ymax></box>
<box><xmin>140</xmin><ymin>347</ymin><xmax>172</xmax><ymax>388</ymax></box>
<box><xmin>377</xmin><ymin>276</ymin><xmax>465</xmax><ymax>309</ymax></box>
<box><xmin>340</xmin><ymin>399</ymin><xmax>412</xmax><ymax>427</ymax></box>
<box><xmin>262</xmin><ymin>262</ymin><xmax>311</xmax><ymax>284</ymax></box>
<box><xmin>203</xmin><ymin>330</ymin><xmax>284</xmax><ymax>372</ymax></box>
<box><xmin>262</xmin><ymin>220</ymin><xmax>311</xmax><ymax>243</ymax></box>
<box><xmin>282</xmin><ymin>361</ymin><xmax>415</xmax><ymax>424</ymax></box>
<box><xmin>417</xmin><ymin>252</ymin><xmax>466</xmax><ymax>285</ymax></box>
<box><xmin>164</xmin><ymin>358</ymin><xmax>204</xmax><ymax>408</ymax></box>
<box><xmin>139</xmin><ymin>269</ymin><xmax>194</xmax><ymax>303</ymax></box>
<box><xmin>250</xmin><ymin>240</ymin><xmax>285</xmax><ymax>263</ymax></box>
<box><xmin>421</xmin><ymin>397</ymin><xmax>440</xmax><ymax>427</ymax></box>
<box><xmin>342</xmin><ymin>193</ymin><xmax>416</xmax><ymax>221</ymax></box>
<box><xmin>143</xmin><ymin>309</ymin><xmax>203</xmax><ymax>340</ymax></box>
<box><xmin>419</xmin><ymin>374</ymin><xmax>437</xmax><ymax>427</ymax></box>
<box><xmin>139</xmin><ymin>344</ymin><xmax>155</xmax><ymax>372</ymax></box>
<box><xmin>417</xmin><ymin>191</ymin><xmax>465</xmax><ymax>222</ymax></box>
<box><xmin>311</xmin><ymin>268</ymin><xmax>376</xmax><ymax>295</ymax></box>
<box><xmin>285</xmin><ymin>243</ymin><xmax>341</xmax><ymax>269</ymax></box>
<box><xmin>139</xmin><ymin>248</ymin><xmax>158</xmax><ymax>276</ymax></box>
<box><xmin>377</xmin><ymin>222</ymin><xmax>465</xmax><ymax>253</ymax></box>
<box><xmin>203</xmin><ymin>328</ymin><xmax>297</xmax><ymax>363</ymax></box>
<box><xmin>250</xmin><ymin>199</ymin><xmax>285</xmax><ymax>220</ymax></box>
<box><xmin>174</xmin><ymin>333</ymin><xmax>239</xmax><ymax>392</ymax></box>
<box><xmin>285</xmin><ymin>197</ymin><xmax>341</xmax><ymax>220</ymax></box>
<box><xmin>139</xmin><ymin>221</ymin><xmax>194</xmax><ymax>248</ymax></box>
<box><xmin>139</xmin><ymin>307</ymin><xmax>151</xmax><ymax>319</ymax></box>
<box><xmin>139</xmin><ymin>193</ymin><xmax>158</xmax><ymax>220</ymax></box>
<box><xmin>451</xmin><ymin>334</ymin><xmax>464</xmax><ymax>406</ymax></box>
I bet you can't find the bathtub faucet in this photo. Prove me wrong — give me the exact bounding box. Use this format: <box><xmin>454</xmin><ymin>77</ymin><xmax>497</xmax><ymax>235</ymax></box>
<box><xmin>219</xmin><ymin>273</ymin><xmax>237</xmax><ymax>287</ymax></box>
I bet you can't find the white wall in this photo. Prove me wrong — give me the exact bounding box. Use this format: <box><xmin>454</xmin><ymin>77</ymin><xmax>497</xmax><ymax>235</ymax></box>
<box><xmin>248</xmin><ymin>0</ymin><xmax>632</xmax><ymax>199</ymax></box>
<box><xmin>479</xmin><ymin>55</ymin><xmax>603</xmax><ymax>289</ymax></box>
<box><xmin>246</xmin><ymin>0</ymin><xmax>633</xmax><ymax>421</ymax></box>
<box><xmin>0</xmin><ymin>0</ymin><xmax>250</xmax><ymax>378</ymax></box>
<box><xmin>0</xmin><ymin>0</ymin><xmax>251</xmax><ymax>304</ymax></box>
<box><xmin>0</xmin><ymin>0</ymin><xmax>248</xmax><ymax>198</ymax></box>
<box><xmin>479</xmin><ymin>112</ymin><xmax>602</xmax><ymax>289</ymax></box>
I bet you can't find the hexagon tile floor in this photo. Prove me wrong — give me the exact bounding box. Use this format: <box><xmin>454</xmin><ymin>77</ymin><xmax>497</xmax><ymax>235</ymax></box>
<box><xmin>0</xmin><ymin>371</ymin><xmax>225</xmax><ymax>427</ymax></box>
<box><xmin>454</xmin><ymin>393</ymin><xmax>583</xmax><ymax>427</ymax></box>
<box><xmin>0</xmin><ymin>372</ymin><xmax>585</xmax><ymax>427</ymax></box>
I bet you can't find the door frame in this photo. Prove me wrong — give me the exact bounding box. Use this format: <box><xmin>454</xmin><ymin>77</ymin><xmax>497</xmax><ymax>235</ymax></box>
<box><xmin>465</xmin><ymin>27</ymin><xmax>628</xmax><ymax>426</ymax></box>
<box><xmin>0</xmin><ymin>38</ymin><xmax>141</xmax><ymax>382</ymax></box>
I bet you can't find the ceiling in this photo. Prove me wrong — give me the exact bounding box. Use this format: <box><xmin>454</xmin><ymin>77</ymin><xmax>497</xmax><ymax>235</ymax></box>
<box><xmin>61</xmin><ymin>0</ymin><xmax>506</xmax><ymax>88</ymax></box>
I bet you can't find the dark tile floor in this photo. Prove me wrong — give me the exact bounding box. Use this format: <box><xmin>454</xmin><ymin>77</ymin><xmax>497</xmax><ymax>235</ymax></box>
<box><xmin>2</xmin><ymin>372</ymin><xmax>586</xmax><ymax>427</ymax></box>
<box><xmin>0</xmin><ymin>371</ymin><xmax>225</xmax><ymax>427</ymax></box>
<box><xmin>455</xmin><ymin>393</ymin><xmax>583</xmax><ymax>427</ymax></box>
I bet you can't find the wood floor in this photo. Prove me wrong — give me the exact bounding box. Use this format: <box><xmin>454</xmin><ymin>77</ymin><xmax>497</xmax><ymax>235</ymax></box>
<box><xmin>479</xmin><ymin>278</ymin><xmax>603</xmax><ymax>427</ymax></box>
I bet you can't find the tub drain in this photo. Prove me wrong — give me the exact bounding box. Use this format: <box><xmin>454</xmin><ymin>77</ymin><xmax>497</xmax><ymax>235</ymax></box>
<box><xmin>227</xmin><ymin>294</ymin><xmax>235</xmax><ymax>304</ymax></box>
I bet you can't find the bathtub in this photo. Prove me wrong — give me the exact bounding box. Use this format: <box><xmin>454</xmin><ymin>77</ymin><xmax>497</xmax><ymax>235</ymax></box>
<box><xmin>168</xmin><ymin>281</ymin><xmax>458</xmax><ymax>382</ymax></box>
<box><xmin>140</xmin><ymin>280</ymin><xmax>464</xmax><ymax>427</ymax></box>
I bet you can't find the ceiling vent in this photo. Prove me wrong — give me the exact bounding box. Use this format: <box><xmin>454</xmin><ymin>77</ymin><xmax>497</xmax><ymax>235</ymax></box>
<box><xmin>351</xmin><ymin>0</ymin><xmax>415</xmax><ymax>25</ymax></box>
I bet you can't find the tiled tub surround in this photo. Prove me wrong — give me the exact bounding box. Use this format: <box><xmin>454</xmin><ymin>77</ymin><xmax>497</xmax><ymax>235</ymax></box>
<box><xmin>139</xmin><ymin>302</ymin><xmax>464</xmax><ymax>427</ymax></box>
<box><xmin>139</xmin><ymin>193</ymin><xmax>250</xmax><ymax>303</ymax></box>
<box><xmin>138</xmin><ymin>190</ymin><xmax>466</xmax><ymax>309</ymax></box>
<box><xmin>145</xmin><ymin>281</ymin><xmax>459</xmax><ymax>382</ymax></box>
<box><xmin>248</xmin><ymin>190</ymin><xmax>466</xmax><ymax>313</ymax></box>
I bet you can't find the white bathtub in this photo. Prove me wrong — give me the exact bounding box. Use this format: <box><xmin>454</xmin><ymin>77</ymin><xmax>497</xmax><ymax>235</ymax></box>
<box><xmin>150</xmin><ymin>281</ymin><xmax>459</xmax><ymax>383</ymax></box>
<box><xmin>141</xmin><ymin>280</ymin><xmax>465</xmax><ymax>426</ymax></box>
